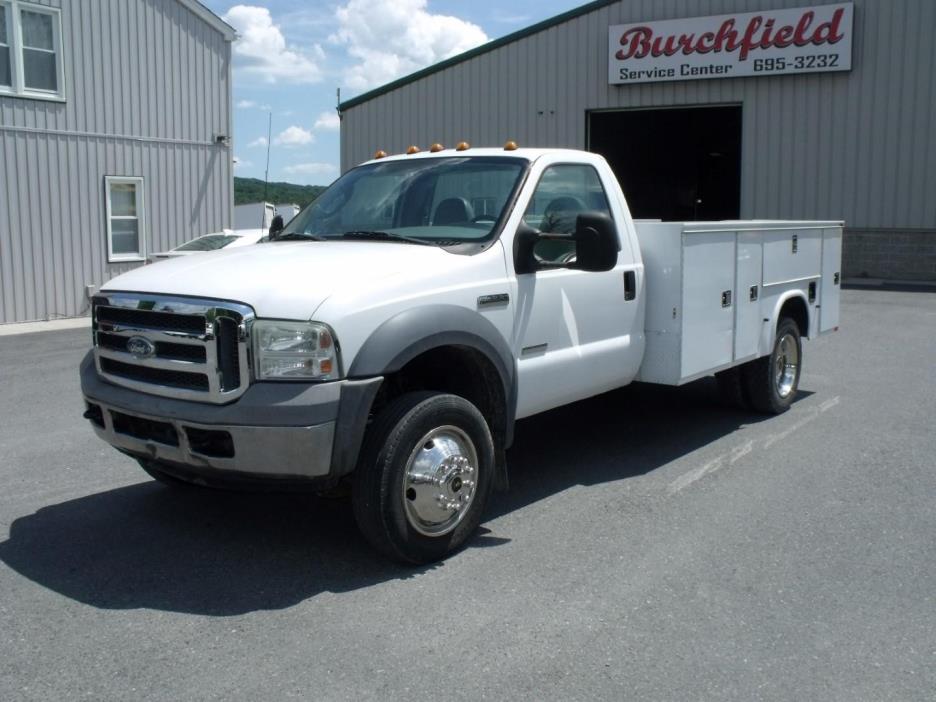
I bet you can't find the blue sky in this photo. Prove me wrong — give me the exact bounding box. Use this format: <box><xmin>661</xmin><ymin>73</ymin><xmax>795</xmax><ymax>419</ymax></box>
<box><xmin>200</xmin><ymin>0</ymin><xmax>584</xmax><ymax>185</ymax></box>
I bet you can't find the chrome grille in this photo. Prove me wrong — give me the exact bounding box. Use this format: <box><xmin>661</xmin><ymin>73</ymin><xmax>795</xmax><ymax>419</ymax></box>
<box><xmin>92</xmin><ymin>293</ymin><xmax>254</xmax><ymax>404</ymax></box>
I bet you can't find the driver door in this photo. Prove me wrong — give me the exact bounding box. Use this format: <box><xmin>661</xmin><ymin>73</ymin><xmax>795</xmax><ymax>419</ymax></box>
<box><xmin>512</xmin><ymin>162</ymin><xmax>638</xmax><ymax>418</ymax></box>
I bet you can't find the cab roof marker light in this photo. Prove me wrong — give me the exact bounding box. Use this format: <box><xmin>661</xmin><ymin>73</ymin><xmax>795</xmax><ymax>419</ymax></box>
<box><xmin>374</xmin><ymin>150</ymin><xmax>388</xmax><ymax>159</ymax></box>
<box><xmin>406</xmin><ymin>145</ymin><xmax>421</xmax><ymax>154</ymax></box>
<box><xmin>429</xmin><ymin>143</ymin><xmax>445</xmax><ymax>152</ymax></box>
<box><xmin>504</xmin><ymin>140</ymin><xmax>519</xmax><ymax>151</ymax></box>
<box><xmin>456</xmin><ymin>141</ymin><xmax>470</xmax><ymax>151</ymax></box>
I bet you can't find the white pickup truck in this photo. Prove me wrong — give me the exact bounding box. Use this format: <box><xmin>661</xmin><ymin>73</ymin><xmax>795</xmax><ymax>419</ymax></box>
<box><xmin>80</xmin><ymin>146</ymin><xmax>842</xmax><ymax>563</ymax></box>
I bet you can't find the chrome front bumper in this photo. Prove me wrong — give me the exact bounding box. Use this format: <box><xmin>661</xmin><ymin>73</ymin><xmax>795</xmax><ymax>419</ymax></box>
<box><xmin>85</xmin><ymin>399</ymin><xmax>335</xmax><ymax>478</ymax></box>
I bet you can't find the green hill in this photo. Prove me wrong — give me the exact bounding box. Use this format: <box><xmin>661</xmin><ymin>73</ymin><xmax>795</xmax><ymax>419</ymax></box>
<box><xmin>234</xmin><ymin>177</ymin><xmax>328</xmax><ymax>209</ymax></box>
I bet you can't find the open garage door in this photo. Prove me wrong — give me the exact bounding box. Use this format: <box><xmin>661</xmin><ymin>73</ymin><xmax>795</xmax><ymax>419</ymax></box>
<box><xmin>588</xmin><ymin>106</ymin><xmax>742</xmax><ymax>221</ymax></box>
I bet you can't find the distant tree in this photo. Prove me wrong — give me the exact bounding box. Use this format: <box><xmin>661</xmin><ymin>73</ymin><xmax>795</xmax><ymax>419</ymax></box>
<box><xmin>234</xmin><ymin>177</ymin><xmax>329</xmax><ymax>209</ymax></box>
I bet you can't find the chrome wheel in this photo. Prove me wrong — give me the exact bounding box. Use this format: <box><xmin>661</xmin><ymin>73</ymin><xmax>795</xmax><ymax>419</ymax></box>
<box><xmin>774</xmin><ymin>332</ymin><xmax>800</xmax><ymax>398</ymax></box>
<box><xmin>402</xmin><ymin>425</ymin><xmax>478</xmax><ymax>537</ymax></box>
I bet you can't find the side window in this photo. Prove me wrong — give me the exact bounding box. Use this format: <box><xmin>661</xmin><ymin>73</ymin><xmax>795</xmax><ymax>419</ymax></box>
<box><xmin>20</xmin><ymin>8</ymin><xmax>59</xmax><ymax>93</ymax></box>
<box><xmin>105</xmin><ymin>177</ymin><xmax>146</xmax><ymax>262</ymax></box>
<box><xmin>0</xmin><ymin>5</ymin><xmax>11</xmax><ymax>89</ymax></box>
<box><xmin>0</xmin><ymin>2</ymin><xmax>64</xmax><ymax>99</ymax></box>
<box><xmin>523</xmin><ymin>164</ymin><xmax>612</xmax><ymax>263</ymax></box>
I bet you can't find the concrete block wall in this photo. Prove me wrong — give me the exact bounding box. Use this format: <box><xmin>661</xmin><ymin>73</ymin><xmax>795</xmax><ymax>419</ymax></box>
<box><xmin>843</xmin><ymin>229</ymin><xmax>936</xmax><ymax>282</ymax></box>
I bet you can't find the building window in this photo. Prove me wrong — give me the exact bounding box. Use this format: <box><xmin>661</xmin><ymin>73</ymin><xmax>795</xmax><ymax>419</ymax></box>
<box><xmin>105</xmin><ymin>177</ymin><xmax>146</xmax><ymax>263</ymax></box>
<box><xmin>0</xmin><ymin>5</ymin><xmax>11</xmax><ymax>88</ymax></box>
<box><xmin>0</xmin><ymin>1</ymin><xmax>64</xmax><ymax>100</ymax></box>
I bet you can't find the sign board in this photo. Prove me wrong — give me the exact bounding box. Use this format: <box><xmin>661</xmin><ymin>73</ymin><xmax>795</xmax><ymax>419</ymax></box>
<box><xmin>609</xmin><ymin>3</ymin><xmax>853</xmax><ymax>85</ymax></box>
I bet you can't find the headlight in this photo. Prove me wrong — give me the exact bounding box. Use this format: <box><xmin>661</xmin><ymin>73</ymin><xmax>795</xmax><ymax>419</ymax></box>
<box><xmin>252</xmin><ymin>320</ymin><xmax>340</xmax><ymax>381</ymax></box>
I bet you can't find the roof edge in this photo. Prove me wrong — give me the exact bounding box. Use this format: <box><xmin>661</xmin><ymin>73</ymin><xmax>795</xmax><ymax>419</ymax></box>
<box><xmin>176</xmin><ymin>0</ymin><xmax>238</xmax><ymax>41</ymax></box>
<box><xmin>339</xmin><ymin>0</ymin><xmax>618</xmax><ymax>111</ymax></box>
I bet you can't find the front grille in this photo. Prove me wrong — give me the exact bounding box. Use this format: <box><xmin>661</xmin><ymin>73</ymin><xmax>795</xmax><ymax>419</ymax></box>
<box><xmin>100</xmin><ymin>358</ymin><xmax>211</xmax><ymax>391</ymax></box>
<box><xmin>92</xmin><ymin>293</ymin><xmax>254</xmax><ymax>404</ymax></box>
<box><xmin>97</xmin><ymin>331</ymin><xmax>208</xmax><ymax>363</ymax></box>
<box><xmin>96</xmin><ymin>306</ymin><xmax>207</xmax><ymax>334</ymax></box>
<box><xmin>216</xmin><ymin>317</ymin><xmax>241</xmax><ymax>391</ymax></box>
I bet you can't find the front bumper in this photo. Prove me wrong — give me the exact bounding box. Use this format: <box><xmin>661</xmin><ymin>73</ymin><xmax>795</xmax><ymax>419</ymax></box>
<box><xmin>80</xmin><ymin>352</ymin><xmax>381</xmax><ymax>483</ymax></box>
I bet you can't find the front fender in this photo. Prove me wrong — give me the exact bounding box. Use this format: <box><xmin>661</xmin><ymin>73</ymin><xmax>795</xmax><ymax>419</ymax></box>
<box><xmin>347</xmin><ymin>304</ymin><xmax>517</xmax><ymax>447</ymax></box>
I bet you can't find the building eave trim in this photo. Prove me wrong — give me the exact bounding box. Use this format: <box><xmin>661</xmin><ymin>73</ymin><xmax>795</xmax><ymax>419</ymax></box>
<box><xmin>176</xmin><ymin>0</ymin><xmax>237</xmax><ymax>41</ymax></box>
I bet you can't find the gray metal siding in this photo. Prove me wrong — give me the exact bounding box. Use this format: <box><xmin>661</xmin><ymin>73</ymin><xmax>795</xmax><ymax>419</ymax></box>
<box><xmin>0</xmin><ymin>0</ymin><xmax>232</xmax><ymax>324</ymax></box>
<box><xmin>341</xmin><ymin>0</ymin><xmax>936</xmax><ymax>232</ymax></box>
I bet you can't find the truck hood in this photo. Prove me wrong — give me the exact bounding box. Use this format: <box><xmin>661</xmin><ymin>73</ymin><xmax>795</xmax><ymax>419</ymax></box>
<box><xmin>102</xmin><ymin>241</ymin><xmax>460</xmax><ymax>319</ymax></box>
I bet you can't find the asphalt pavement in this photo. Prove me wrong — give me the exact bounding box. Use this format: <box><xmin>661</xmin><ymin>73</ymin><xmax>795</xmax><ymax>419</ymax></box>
<box><xmin>0</xmin><ymin>289</ymin><xmax>934</xmax><ymax>701</ymax></box>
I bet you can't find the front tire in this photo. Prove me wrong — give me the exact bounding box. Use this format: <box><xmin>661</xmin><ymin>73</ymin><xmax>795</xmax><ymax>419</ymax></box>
<box><xmin>352</xmin><ymin>391</ymin><xmax>494</xmax><ymax>564</ymax></box>
<box><xmin>742</xmin><ymin>317</ymin><xmax>803</xmax><ymax>414</ymax></box>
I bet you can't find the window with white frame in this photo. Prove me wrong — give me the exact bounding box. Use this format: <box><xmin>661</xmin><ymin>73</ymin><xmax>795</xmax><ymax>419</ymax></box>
<box><xmin>105</xmin><ymin>177</ymin><xmax>146</xmax><ymax>263</ymax></box>
<box><xmin>0</xmin><ymin>5</ymin><xmax>11</xmax><ymax>89</ymax></box>
<box><xmin>0</xmin><ymin>1</ymin><xmax>64</xmax><ymax>99</ymax></box>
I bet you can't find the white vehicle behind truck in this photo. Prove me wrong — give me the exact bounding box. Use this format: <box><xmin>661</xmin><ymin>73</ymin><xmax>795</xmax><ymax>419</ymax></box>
<box><xmin>81</xmin><ymin>145</ymin><xmax>841</xmax><ymax>563</ymax></box>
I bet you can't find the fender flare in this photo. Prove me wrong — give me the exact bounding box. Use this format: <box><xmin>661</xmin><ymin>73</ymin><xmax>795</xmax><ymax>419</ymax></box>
<box><xmin>762</xmin><ymin>291</ymin><xmax>812</xmax><ymax>355</ymax></box>
<box><xmin>348</xmin><ymin>305</ymin><xmax>518</xmax><ymax>449</ymax></box>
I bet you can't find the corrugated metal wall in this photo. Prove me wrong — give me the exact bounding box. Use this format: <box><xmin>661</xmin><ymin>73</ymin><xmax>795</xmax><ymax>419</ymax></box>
<box><xmin>341</xmin><ymin>0</ymin><xmax>936</xmax><ymax>234</ymax></box>
<box><xmin>0</xmin><ymin>0</ymin><xmax>233</xmax><ymax>324</ymax></box>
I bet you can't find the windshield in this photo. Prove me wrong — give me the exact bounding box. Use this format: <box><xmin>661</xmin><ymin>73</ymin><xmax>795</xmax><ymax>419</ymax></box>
<box><xmin>281</xmin><ymin>156</ymin><xmax>527</xmax><ymax>243</ymax></box>
<box><xmin>174</xmin><ymin>234</ymin><xmax>241</xmax><ymax>252</ymax></box>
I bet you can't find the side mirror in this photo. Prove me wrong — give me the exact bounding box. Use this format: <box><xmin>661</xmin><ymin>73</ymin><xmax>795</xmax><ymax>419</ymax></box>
<box><xmin>513</xmin><ymin>223</ymin><xmax>539</xmax><ymax>275</ymax></box>
<box><xmin>570</xmin><ymin>212</ymin><xmax>620</xmax><ymax>272</ymax></box>
<box><xmin>269</xmin><ymin>214</ymin><xmax>285</xmax><ymax>239</ymax></box>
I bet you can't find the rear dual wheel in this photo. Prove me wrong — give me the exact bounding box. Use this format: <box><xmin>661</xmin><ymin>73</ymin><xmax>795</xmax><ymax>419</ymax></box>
<box><xmin>716</xmin><ymin>317</ymin><xmax>803</xmax><ymax>414</ymax></box>
<box><xmin>743</xmin><ymin>317</ymin><xmax>803</xmax><ymax>414</ymax></box>
<box><xmin>352</xmin><ymin>392</ymin><xmax>494</xmax><ymax>564</ymax></box>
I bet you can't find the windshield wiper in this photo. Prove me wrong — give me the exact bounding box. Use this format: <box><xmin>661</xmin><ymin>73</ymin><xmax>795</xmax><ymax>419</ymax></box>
<box><xmin>341</xmin><ymin>230</ymin><xmax>435</xmax><ymax>246</ymax></box>
<box><xmin>271</xmin><ymin>232</ymin><xmax>327</xmax><ymax>242</ymax></box>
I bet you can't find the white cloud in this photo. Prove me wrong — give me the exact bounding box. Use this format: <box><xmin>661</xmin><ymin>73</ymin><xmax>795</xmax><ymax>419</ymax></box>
<box><xmin>238</xmin><ymin>100</ymin><xmax>272</xmax><ymax>112</ymax></box>
<box><xmin>332</xmin><ymin>0</ymin><xmax>488</xmax><ymax>90</ymax></box>
<box><xmin>247</xmin><ymin>137</ymin><xmax>268</xmax><ymax>148</ymax></box>
<box><xmin>283</xmin><ymin>162</ymin><xmax>338</xmax><ymax>176</ymax></box>
<box><xmin>273</xmin><ymin>126</ymin><xmax>315</xmax><ymax>146</ymax></box>
<box><xmin>314</xmin><ymin>111</ymin><xmax>340</xmax><ymax>130</ymax></box>
<box><xmin>223</xmin><ymin>5</ymin><xmax>323</xmax><ymax>84</ymax></box>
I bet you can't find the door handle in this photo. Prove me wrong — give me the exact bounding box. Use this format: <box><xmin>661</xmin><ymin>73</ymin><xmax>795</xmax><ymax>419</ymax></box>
<box><xmin>623</xmin><ymin>271</ymin><xmax>636</xmax><ymax>301</ymax></box>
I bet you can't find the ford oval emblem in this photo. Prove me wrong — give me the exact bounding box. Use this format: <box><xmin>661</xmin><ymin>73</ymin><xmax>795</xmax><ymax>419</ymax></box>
<box><xmin>126</xmin><ymin>336</ymin><xmax>156</xmax><ymax>358</ymax></box>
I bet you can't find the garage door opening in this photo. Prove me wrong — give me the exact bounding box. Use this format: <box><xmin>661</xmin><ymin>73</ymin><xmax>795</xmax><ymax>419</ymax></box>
<box><xmin>588</xmin><ymin>106</ymin><xmax>742</xmax><ymax>221</ymax></box>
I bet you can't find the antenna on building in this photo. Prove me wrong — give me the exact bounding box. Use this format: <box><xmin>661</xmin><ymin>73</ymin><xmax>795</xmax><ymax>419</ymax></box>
<box><xmin>261</xmin><ymin>110</ymin><xmax>273</xmax><ymax>230</ymax></box>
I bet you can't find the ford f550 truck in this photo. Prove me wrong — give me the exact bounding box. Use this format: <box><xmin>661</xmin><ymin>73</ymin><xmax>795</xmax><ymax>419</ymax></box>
<box><xmin>81</xmin><ymin>146</ymin><xmax>842</xmax><ymax>563</ymax></box>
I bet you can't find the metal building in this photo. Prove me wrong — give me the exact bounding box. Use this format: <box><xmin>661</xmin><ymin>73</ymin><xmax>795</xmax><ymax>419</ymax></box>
<box><xmin>0</xmin><ymin>0</ymin><xmax>234</xmax><ymax>324</ymax></box>
<box><xmin>339</xmin><ymin>0</ymin><xmax>935</xmax><ymax>282</ymax></box>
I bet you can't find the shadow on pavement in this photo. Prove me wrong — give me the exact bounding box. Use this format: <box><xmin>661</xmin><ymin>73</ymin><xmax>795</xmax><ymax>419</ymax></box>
<box><xmin>0</xmin><ymin>378</ymin><xmax>809</xmax><ymax>616</ymax></box>
<box><xmin>492</xmin><ymin>379</ymin><xmax>810</xmax><ymax>518</ymax></box>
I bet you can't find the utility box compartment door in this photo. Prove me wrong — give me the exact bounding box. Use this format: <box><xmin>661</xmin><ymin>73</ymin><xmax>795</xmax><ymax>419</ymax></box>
<box><xmin>734</xmin><ymin>232</ymin><xmax>763</xmax><ymax>362</ymax></box>
<box><xmin>762</xmin><ymin>228</ymin><xmax>822</xmax><ymax>285</ymax></box>
<box><xmin>681</xmin><ymin>231</ymin><xmax>735</xmax><ymax>378</ymax></box>
<box><xmin>820</xmin><ymin>227</ymin><xmax>842</xmax><ymax>332</ymax></box>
